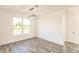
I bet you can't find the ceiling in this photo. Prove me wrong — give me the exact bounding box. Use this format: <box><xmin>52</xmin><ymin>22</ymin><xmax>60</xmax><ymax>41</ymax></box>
<box><xmin>0</xmin><ymin>5</ymin><xmax>75</xmax><ymax>16</ymax></box>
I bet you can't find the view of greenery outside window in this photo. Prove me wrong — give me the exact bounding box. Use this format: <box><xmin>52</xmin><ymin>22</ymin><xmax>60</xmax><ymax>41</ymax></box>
<box><xmin>13</xmin><ymin>17</ymin><xmax>30</xmax><ymax>35</ymax></box>
<box><xmin>23</xmin><ymin>19</ymin><xmax>30</xmax><ymax>34</ymax></box>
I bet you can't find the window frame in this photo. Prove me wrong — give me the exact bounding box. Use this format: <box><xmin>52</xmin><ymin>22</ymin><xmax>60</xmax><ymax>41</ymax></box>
<box><xmin>13</xmin><ymin>17</ymin><xmax>31</xmax><ymax>35</ymax></box>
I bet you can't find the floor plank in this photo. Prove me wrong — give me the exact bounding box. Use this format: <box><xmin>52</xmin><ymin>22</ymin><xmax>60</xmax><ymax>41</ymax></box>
<box><xmin>0</xmin><ymin>37</ymin><xmax>63</xmax><ymax>53</ymax></box>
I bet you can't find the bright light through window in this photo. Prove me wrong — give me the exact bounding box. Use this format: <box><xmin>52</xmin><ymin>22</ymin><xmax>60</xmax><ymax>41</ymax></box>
<box><xmin>23</xmin><ymin>19</ymin><xmax>30</xmax><ymax>34</ymax></box>
<box><xmin>13</xmin><ymin>17</ymin><xmax>30</xmax><ymax>35</ymax></box>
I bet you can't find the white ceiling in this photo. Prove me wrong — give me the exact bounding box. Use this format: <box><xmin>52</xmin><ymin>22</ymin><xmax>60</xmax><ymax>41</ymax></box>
<box><xmin>0</xmin><ymin>5</ymin><xmax>75</xmax><ymax>15</ymax></box>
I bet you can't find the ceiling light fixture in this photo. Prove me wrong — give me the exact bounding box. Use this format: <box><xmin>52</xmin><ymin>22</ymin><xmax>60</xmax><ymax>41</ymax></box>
<box><xmin>29</xmin><ymin>7</ymin><xmax>34</xmax><ymax>11</ymax></box>
<box><xmin>35</xmin><ymin>5</ymin><xmax>39</xmax><ymax>7</ymax></box>
<box><xmin>27</xmin><ymin>5</ymin><xmax>39</xmax><ymax>20</ymax></box>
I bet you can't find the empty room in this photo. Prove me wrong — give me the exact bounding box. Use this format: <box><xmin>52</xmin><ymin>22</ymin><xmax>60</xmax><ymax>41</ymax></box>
<box><xmin>0</xmin><ymin>5</ymin><xmax>79</xmax><ymax>53</ymax></box>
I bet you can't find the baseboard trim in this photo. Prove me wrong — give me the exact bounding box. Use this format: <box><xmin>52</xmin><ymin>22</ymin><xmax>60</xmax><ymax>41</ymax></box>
<box><xmin>0</xmin><ymin>37</ymin><xmax>36</xmax><ymax>46</ymax></box>
<box><xmin>37</xmin><ymin>37</ymin><xmax>63</xmax><ymax>47</ymax></box>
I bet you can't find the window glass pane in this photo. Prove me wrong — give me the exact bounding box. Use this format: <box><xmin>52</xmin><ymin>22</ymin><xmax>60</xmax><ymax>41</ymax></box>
<box><xmin>23</xmin><ymin>19</ymin><xmax>30</xmax><ymax>34</ymax></box>
<box><xmin>13</xmin><ymin>17</ymin><xmax>22</xmax><ymax>35</ymax></box>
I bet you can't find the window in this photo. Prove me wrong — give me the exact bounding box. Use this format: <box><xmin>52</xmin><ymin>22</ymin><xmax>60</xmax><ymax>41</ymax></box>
<box><xmin>23</xmin><ymin>19</ymin><xmax>30</xmax><ymax>34</ymax></box>
<box><xmin>13</xmin><ymin>17</ymin><xmax>30</xmax><ymax>35</ymax></box>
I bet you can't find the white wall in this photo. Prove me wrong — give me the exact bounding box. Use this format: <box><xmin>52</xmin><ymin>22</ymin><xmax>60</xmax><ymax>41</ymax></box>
<box><xmin>65</xmin><ymin>6</ymin><xmax>79</xmax><ymax>45</ymax></box>
<box><xmin>37</xmin><ymin>10</ymin><xmax>65</xmax><ymax>45</ymax></box>
<box><xmin>0</xmin><ymin>10</ymin><xmax>36</xmax><ymax>45</ymax></box>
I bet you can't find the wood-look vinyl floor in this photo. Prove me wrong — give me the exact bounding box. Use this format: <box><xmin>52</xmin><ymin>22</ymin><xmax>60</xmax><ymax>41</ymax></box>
<box><xmin>0</xmin><ymin>37</ymin><xmax>79</xmax><ymax>53</ymax></box>
<box><xmin>0</xmin><ymin>37</ymin><xmax>63</xmax><ymax>53</ymax></box>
